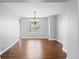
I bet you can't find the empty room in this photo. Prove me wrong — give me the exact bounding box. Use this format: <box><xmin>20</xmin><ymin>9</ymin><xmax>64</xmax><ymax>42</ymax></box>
<box><xmin>0</xmin><ymin>0</ymin><xmax>78</xmax><ymax>59</ymax></box>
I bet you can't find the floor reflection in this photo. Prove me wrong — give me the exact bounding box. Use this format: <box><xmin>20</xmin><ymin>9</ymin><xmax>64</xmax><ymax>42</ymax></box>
<box><xmin>26</xmin><ymin>40</ymin><xmax>42</xmax><ymax>59</ymax></box>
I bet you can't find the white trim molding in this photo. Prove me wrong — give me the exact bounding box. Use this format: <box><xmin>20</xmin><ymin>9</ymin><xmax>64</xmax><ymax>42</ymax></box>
<box><xmin>48</xmin><ymin>16</ymin><xmax>50</xmax><ymax>40</ymax></box>
<box><xmin>49</xmin><ymin>38</ymin><xmax>57</xmax><ymax>41</ymax></box>
<box><xmin>0</xmin><ymin>39</ymin><xmax>19</xmax><ymax>55</ymax></box>
<box><xmin>56</xmin><ymin>40</ymin><xmax>67</xmax><ymax>53</ymax></box>
<box><xmin>63</xmin><ymin>48</ymin><xmax>67</xmax><ymax>53</ymax></box>
<box><xmin>20</xmin><ymin>37</ymin><xmax>49</xmax><ymax>39</ymax></box>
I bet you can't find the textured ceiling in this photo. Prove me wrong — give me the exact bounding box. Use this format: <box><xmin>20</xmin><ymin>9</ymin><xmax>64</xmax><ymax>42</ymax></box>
<box><xmin>0</xmin><ymin>0</ymin><xmax>68</xmax><ymax>2</ymax></box>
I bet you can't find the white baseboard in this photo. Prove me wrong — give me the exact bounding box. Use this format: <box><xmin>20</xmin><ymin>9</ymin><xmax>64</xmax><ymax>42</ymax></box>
<box><xmin>49</xmin><ymin>39</ymin><xmax>57</xmax><ymax>40</ymax></box>
<box><xmin>56</xmin><ymin>40</ymin><xmax>67</xmax><ymax>53</ymax></box>
<box><xmin>0</xmin><ymin>39</ymin><xmax>19</xmax><ymax>55</ymax></box>
<box><xmin>56</xmin><ymin>39</ymin><xmax>63</xmax><ymax>44</ymax></box>
<box><xmin>20</xmin><ymin>37</ymin><xmax>49</xmax><ymax>39</ymax></box>
<box><xmin>63</xmin><ymin>48</ymin><xmax>67</xmax><ymax>53</ymax></box>
<box><xmin>56</xmin><ymin>40</ymin><xmax>67</xmax><ymax>59</ymax></box>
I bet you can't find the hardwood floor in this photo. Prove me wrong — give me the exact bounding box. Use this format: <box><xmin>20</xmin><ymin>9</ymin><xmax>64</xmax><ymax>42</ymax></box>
<box><xmin>0</xmin><ymin>39</ymin><xmax>67</xmax><ymax>59</ymax></box>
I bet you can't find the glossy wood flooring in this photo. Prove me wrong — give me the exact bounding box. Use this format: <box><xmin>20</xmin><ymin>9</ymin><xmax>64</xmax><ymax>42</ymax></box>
<box><xmin>1</xmin><ymin>39</ymin><xmax>67</xmax><ymax>59</ymax></box>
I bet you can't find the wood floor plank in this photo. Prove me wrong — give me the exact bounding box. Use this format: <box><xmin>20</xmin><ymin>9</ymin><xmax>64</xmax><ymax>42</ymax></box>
<box><xmin>0</xmin><ymin>39</ymin><xmax>67</xmax><ymax>59</ymax></box>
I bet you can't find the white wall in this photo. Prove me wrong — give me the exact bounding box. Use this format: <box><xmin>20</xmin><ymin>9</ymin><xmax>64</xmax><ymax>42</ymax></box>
<box><xmin>20</xmin><ymin>17</ymin><xmax>48</xmax><ymax>38</ymax></box>
<box><xmin>0</xmin><ymin>3</ymin><xmax>19</xmax><ymax>53</ymax></box>
<box><xmin>57</xmin><ymin>13</ymin><xmax>68</xmax><ymax>51</ymax></box>
<box><xmin>57</xmin><ymin>0</ymin><xmax>78</xmax><ymax>59</ymax></box>
<box><xmin>49</xmin><ymin>15</ymin><xmax>57</xmax><ymax>40</ymax></box>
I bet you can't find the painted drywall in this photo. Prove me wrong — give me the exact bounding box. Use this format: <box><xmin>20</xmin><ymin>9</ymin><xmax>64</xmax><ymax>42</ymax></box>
<box><xmin>49</xmin><ymin>15</ymin><xmax>57</xmax><ymax>40</ymax></box>
<box><xmin>57</xmin><ymin>0</ymin><xmax>78</xmax><ymax>59</ymax></box>
<box><xmin>57</xmin><ymin>13</ymin><xmax>67</xmax><ymax>51</ymax></box>
<box><xmin>20</xmin><ymin>17</ymin><xmax>48</xmax><ymax>38</ymax></box>
<box><xmin>0</xmin><ymin>3</ymin><xmax>19</xmax><ymax>53</ymax></box>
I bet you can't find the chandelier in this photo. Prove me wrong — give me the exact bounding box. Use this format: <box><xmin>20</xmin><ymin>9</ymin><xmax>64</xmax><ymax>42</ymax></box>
<box><xmin>30</xmin><ymin>11</ymin><xmax>40</xmax><ymax>32</ymax></box>
<box><xmin>31</xmin><ymin>11</ymin><xmax>39</xmax><ymax>24</ymax></box>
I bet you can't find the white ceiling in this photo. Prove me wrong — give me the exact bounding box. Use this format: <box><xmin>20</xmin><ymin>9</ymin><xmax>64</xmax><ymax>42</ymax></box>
<box><xmin>5</xmin><ymin>3</ymin><xmax>65</xmax><ymax>17</ymax></box>
<box><xmin>0</xmin><ymin>0</ymin><xmax>68</xmax><ymax>2</ymax></box>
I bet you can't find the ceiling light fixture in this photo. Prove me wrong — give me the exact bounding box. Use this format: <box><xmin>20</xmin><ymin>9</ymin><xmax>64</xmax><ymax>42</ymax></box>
<box><xmin>31</xmin><ymin>11</ymin><xmax>39</xmax><ymax>23</ymax></box>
